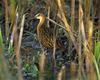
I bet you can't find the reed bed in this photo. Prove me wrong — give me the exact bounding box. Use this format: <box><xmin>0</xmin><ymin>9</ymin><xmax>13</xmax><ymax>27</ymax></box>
<box><xmin>0</xmin><ymin>0</ymin><xmax>100</xmax><ymax>80</ymax></box>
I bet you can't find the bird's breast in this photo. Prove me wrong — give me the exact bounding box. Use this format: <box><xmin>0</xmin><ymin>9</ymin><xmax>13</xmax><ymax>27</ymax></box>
<box><xmin>37</xmin><ymin>26</ymin><xmax>54</xmax><ymax>48</ymax></box>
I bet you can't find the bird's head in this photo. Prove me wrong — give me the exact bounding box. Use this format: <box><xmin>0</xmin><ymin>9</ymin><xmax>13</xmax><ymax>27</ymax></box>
<box><xmin>33</xmin><ymin>13</ymin><xmax>46</xmax><ymax>30</ymax></box>
<box><xmin>34</xmin><ymin>13</ymin><xmax>45</xmax><ymax>21</ymax></box>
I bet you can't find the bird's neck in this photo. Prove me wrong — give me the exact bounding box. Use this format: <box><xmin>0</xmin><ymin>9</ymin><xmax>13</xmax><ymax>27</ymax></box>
<box><xmin>37</xmin><ymin>16</ymin><xmax>45</xmax><ymax>31</ymax></box>
<box><xmin>37</xmin><ymin>16</ymin><xmax>45</xmax><ymax>40</ymax></box>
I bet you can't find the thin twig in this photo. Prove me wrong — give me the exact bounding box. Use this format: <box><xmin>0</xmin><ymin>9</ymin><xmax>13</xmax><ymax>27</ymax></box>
<box><xmin>46</xmin><ymin>17</ymin><xmax>66</xmax><ymax>30</ymax></box>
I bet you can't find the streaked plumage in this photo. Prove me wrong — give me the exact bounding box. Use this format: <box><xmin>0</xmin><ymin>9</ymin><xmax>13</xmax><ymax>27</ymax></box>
<box><xmin>34</xmin><ymin>13</ymin><xmax>66</xmax><ymax>50</ymax></box>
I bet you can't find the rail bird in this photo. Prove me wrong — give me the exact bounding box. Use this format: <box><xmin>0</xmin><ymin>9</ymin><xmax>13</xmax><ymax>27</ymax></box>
<box><xmin>34</xmin><ymin>13</ymin><xmax>66</xmax><ymax>51</ymax></box>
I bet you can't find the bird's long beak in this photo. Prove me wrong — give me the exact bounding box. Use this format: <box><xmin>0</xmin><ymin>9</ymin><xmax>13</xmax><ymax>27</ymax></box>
<box><xmin>34</xmin><ymin>13</ymin><xmax>39</xmax><ymax>19</ymax></box>
<box><xmin>34</xmin><ymin>15</ymin><xmax>37</xmax><ymax>19</ymax></box>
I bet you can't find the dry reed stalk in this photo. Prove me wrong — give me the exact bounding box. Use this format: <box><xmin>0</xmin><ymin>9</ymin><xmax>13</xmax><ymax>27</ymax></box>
<box><xmin>13</xmin><ymin>11</ymin><xmax>25</xmax><ymax>80</ymax></box>
<box><xmin>79</xmin><ymin>0</ymin><xmax>96</xmax><ymax>79</ymax></box>
<box><xmin>78</xmin><ymin>0</ymin><xmax>84</xmax><ymax>78</ymax></box>
<box><xmin>84</xmin><ymin>0</ymin><xmax>96</xmax><ymax>79</ymax></box>
<box><xmin>39</xmin><ymin>51</ymin><xmax>46</xmax><ymax>80</ymax></box>
<box><xmin>57</xmin><ymin>65</ymin><xmax>66</xmax><ymax>80</ymax></box>
<box><xmin>46</xmin><ymin>17</ymin><xmax>66</xmax><ymax>30</ymax></box>
<box><xmin>56</xmin><ymin>0</ymin><xmax>78</xmax><ymax>52</ymax></box>
<box><xmin>86</xmin><ymin>19</ymin><xmax>96</xmax><ymax>80</ymax></box>
<box><xmin>70</xmin><ymin>62</ymin><xmax>78</xmax><ymax>80</ymax></box>
<box><xmin>87</xmin><ymin>20</ymin><xmax>93</xmax><ymax>52</ymax></box>
<box><xmin>9</xmin><ymin>0</ymin><xmax>16</xmax><ymax>26</ymax></box>
<box><xmin>3</xmin><ymin>0</ymin><xmax>9</xmax><ymax>40</ymax></box>
<box><xmin>71</xmin><ymin>0</ymin><xmax>75</xmax><ymax>30</ymax></box>
<box><xmin>53</xmin><ymin>28</ymin><xmax>56</xmax><ymax>62</ymax></box>
<box><xmin>47</xmin><ymin>2</ymin><xmax>50</xmax><ymax>28</ymax></box>
<box><xmin>16</xmin><ymin>13</ymin><xmax>25</xmax><ymax>80</ymax></box>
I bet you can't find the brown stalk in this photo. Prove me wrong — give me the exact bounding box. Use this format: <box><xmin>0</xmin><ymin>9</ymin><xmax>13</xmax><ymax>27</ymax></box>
<box><xmin>52</xmin><ymin>24</ymin><xmax>57</xmax><ymax>77</ymax></box>
<box><xmin>57</xmin><ymin>65</ymin><xmax>66</xmax><ymax>80</ymax></box>
<box><xmin>16</xmin><ymin>14</ymin><xmax>25</xmax><ymax>80</ymax></box>
<box><xmin>13</xmin><ymin>12</ymin><xmax>25</xmax><ymax>80</ymax></box>
<box><xmin>70</xmin><ymin>62</ymin><xmax>78</xmax><ymax>80</ymax></box>
<box><xmin>39</xmin><ymin>51</ymin><xmax>46</xmax><ymax>80</ymax></box>
<box><xmin>79</xmin><ymin>0</ymin><xmax>96</xmax><ymax>79</ymax></box>
<box><xmin>47</xmin><ymin>3</ymin><xmax>50</xmax><ymax>28</ymax></box>
<box><xmin>71</xmin><ymin>0</ymin><xmax>75</xmax><ymax>30</ymax></box>
<box><xmin>78</xmin><ymin>0</ymin><xmax>84</xmax><ymax>78</ymax></box>
<box><xmin>3</xmin><ymin>0</ymin><xmax>9</xmax><ymax>40</ymax></box>
<box><xmin>56</xmin><ymin>0</ymin><xmax>78</xmax><ymax>52</ymax></box>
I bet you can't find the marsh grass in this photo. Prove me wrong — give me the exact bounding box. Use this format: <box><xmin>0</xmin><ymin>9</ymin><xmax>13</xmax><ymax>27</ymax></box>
<box><xmin>0</xmin><ymin>0</ymin><xmax>100</xmax><ymax>80</ymax></box>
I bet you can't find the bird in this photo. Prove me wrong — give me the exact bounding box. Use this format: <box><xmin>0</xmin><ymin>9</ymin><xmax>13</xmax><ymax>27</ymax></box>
<box><xmin>34</xmin><ymin>13</ymin><xmax>66</xmax><ymax>50</ymax></box>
